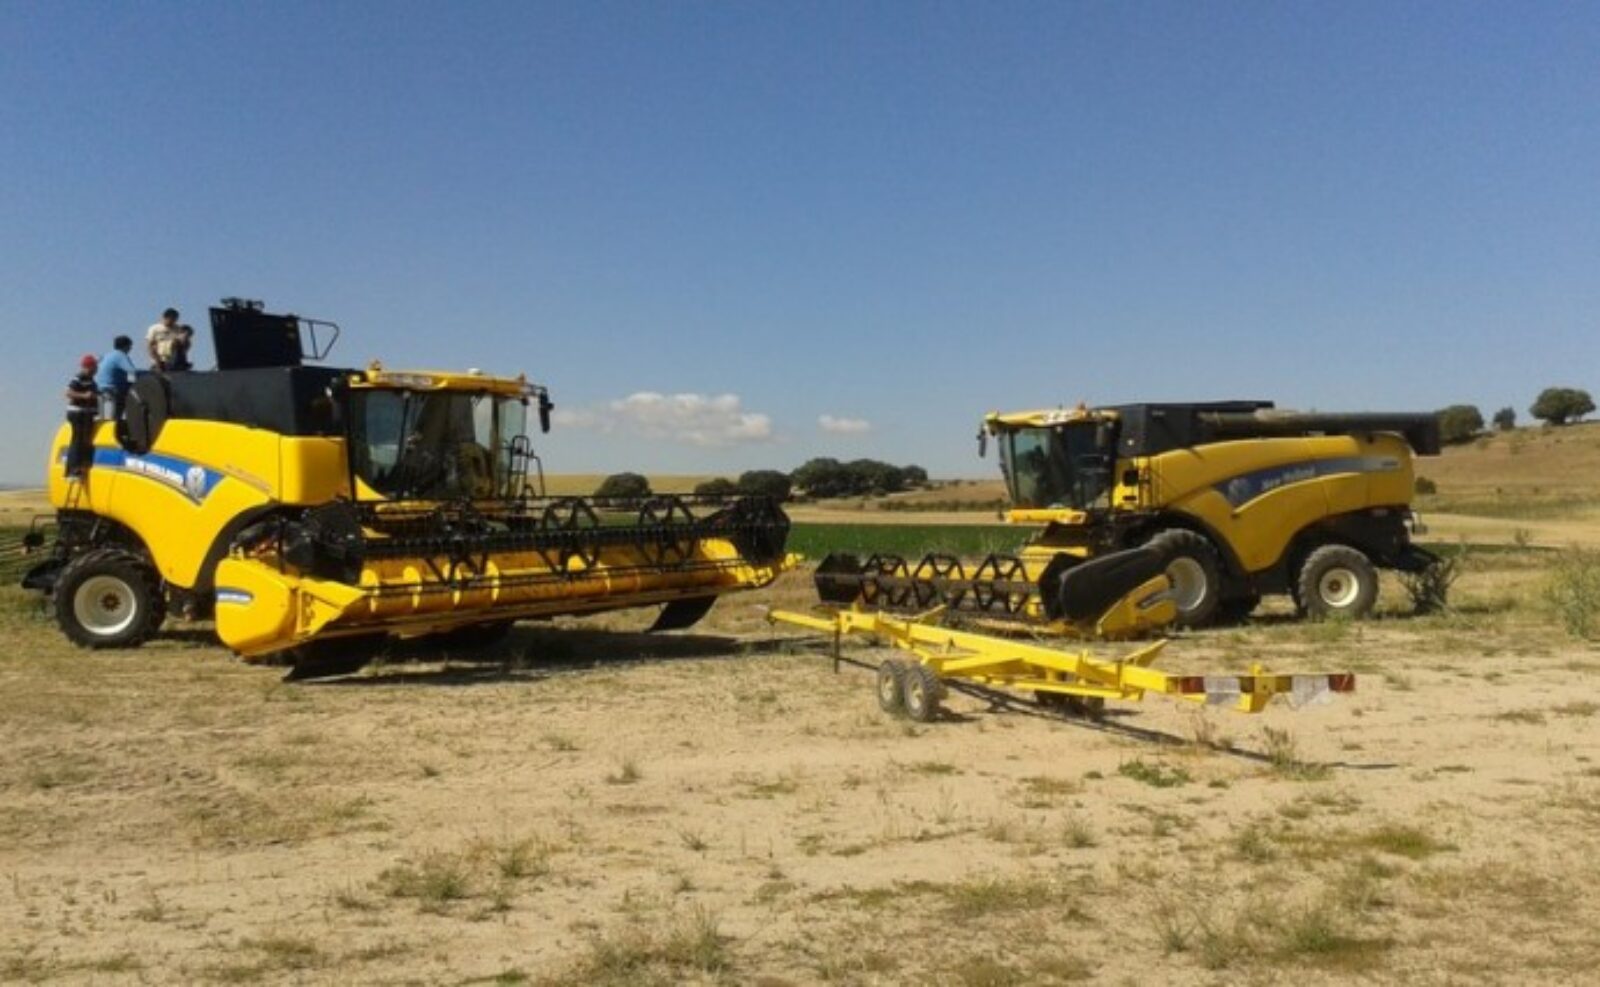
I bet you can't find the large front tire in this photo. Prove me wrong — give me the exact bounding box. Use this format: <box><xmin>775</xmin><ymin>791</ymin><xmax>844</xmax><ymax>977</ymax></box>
<box><xmin>53</xmin><ymin>548</ymin><xmax>165</xmax><ymax>649</ymax></box>
<box><xmin>1146</xmin><ymin>529</ymin><xmax>1223</xmax><ymax>628</ymax></box>
<box><xmin>1296</xmin><ymin>545</ymin><xmax>1379</xmax><ymax>620</ymax></box>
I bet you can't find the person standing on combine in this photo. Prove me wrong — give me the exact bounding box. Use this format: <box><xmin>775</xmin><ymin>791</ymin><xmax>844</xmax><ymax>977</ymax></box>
<box><xmin>64</xmin><ymin>354</ymin><xmax>100</xmax><ymax>477</ymax></box>
<box><xmin>167</xmin><ymin>321</ymin><xmax>195</xmax><ymax>371</ymax></box>
<box><xmin>147</xmin><ymin>307</ymin><xmax>184</xmax><ymax>371</ymax></box>
<box><xmin>95</xmin><ymin>335</ymin><xmax>138</xmax><ymax>421</ymax></box>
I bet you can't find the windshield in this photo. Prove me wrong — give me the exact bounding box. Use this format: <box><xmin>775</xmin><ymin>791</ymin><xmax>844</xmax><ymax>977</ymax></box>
<box><xmin>999</xmin><ymin>424</ymin><xmax>1112</xmax><ymax>510</ymax></box>
<box><xmin>349</xmin><ymin>389</ymin><xmax>528</xmax><ymax>500</ymax></box>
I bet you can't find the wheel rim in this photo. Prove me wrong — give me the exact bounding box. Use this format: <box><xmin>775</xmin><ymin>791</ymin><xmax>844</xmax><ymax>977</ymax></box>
<box><xmin>1165</xmin><ymin>557</ymin><xmax>1209</xmax><ymax>613</ymax></box>
<box><xmin>905</xmin><ymin>678</ymin><xmax>925</xmax><ymax>713</ymax></box>
<box><xmin>878</xmin><ymin>670</ymin><xmax>899</xmax><ymax>706</ymax></box>
<box><xmin>1317</xmin><ymin>567</ymin><xmax>1362</xmax><ymax>609</ymax></box>
<box><xmin>73</xmin><ymin>575</ymin><xmax>139</xmax><ymax>637</ymax></box>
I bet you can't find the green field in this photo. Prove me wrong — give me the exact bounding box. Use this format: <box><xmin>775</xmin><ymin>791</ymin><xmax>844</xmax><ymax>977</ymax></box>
<box><xmin>786</xmin><ymin>521</ymin><xmax>1022</xmax><ymax>559</ymax></box>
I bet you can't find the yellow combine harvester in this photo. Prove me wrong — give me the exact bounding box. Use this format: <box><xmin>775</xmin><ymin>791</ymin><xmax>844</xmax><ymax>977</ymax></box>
<box><xmin>23</xmin><ymin>299</ymin><xmax>791</xmax><ymax>678</ymax></box>
<box><xmin>814</xmin><ymin>401</ymin><xmax>1440</xmax><ymax>630</ymax></box>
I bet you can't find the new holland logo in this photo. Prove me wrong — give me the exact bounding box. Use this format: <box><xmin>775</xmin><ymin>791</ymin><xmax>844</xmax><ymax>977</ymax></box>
<box><xmin>1215</xmin><ymin>456</ymin><xmax>1402</xmax><ymax>509</ymax></box>
<box><xmin>107</xmin><ymin>451</ymin><xmax>221</xmax><ymax>503</ymax></box>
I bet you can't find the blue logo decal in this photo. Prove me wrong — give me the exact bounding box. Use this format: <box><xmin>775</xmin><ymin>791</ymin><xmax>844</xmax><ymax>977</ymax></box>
<box><xmin>215</xmin><ymin>588</ymin><xmax>254</xmax><ymax>606</ymax></box>
<box><xmin>59</xmin><ymin>447</ymin><xmax>226</xmax><ymax>503</ymax></box>
<box><xmin>1215</xmin><ymin>457</ymin><xmax>1399</xmax><ymax>509</ymax></box>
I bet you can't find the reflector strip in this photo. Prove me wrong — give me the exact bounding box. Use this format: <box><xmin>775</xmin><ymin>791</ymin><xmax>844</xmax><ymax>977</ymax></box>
<box><xmin>1202</xmin><ymin>676</ymin><xmax>1242</xmax><ymax>706</ymax></box>
<box><xmin>1289</xmin><ymin>675</ymin><xmax>1332</xmax><ymax>709</ymax></box>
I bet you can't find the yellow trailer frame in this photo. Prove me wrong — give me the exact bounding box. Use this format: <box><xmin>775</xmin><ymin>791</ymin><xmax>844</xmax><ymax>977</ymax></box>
<box><xmin>769</xmin><ymin>607</ymin><xmax>1354</xmax><ymax>722</ymax></box>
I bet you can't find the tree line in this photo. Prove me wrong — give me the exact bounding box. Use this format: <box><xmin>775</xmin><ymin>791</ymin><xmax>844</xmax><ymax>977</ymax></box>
<box><xmin>1436</xmin><ymin>386</ymin><xmax>1595</xmax><ymax>445</ymax></box>
<box><xmin>592</xmin><ymin>457</ymin><xmax>930</xmax><ymax>502</ymax></box>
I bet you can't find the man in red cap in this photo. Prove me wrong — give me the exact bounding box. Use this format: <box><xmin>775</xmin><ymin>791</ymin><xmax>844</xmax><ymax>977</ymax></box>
<box><xmin>65</xmin><ymin>354</ymin><xmax>100</xmax><ymax>477</ymax></box>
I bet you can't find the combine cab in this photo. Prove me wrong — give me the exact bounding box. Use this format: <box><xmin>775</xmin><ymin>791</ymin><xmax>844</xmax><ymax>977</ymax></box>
<box><xmin>25</xmin><ymin>300</ymin><xmax>791</xmax><ymax>677</ymax></box>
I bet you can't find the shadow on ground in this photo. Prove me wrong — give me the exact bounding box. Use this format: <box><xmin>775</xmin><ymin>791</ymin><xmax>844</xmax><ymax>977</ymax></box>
<box><xmin>316</xmin><ymin>625</ymin><xmax>806</xmax><ymax>688</ymax></box>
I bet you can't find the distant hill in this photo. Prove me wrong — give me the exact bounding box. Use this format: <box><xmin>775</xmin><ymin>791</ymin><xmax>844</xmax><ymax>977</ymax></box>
<box><xmin>1415</xmin><ymin>420</ymin><xmax>1600</xmax><ymax>519</ymax></box>
<box><xmin>0</xmin><ymin>488</ymin><xmax>51</xmax><ymax>520</ymax></box>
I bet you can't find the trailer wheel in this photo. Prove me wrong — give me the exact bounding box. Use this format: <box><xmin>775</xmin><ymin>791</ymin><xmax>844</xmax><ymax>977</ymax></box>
<box><xmin>902</xmin><ymin>663</ymin><xmax>943</xmax><ymax>723</ymax></box>
<box><xmin>54</xmin><ymin>548</ymin><xmax>164</xmax><ymax>649</ymax></box>
<box><xmin>876</xmin><ymin>660</ymin><xmax>907</xmax><ymax>713</ymax></box>
<box><xmin>1296</xmin><ymin>545</ymin><xmax>1378</xmax><ymax>620</ymax></box>
<box><xmin>1146</xmin><ymin>529</ymin><xmax>1223</xmax><ymax>627</ymax></box>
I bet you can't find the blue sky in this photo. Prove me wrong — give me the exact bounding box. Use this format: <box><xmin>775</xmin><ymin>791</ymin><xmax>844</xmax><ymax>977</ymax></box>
<box><xmin>3</xmin><ymin>1</ymin><xmax>1597</xmax><ymax>484</ymax></box>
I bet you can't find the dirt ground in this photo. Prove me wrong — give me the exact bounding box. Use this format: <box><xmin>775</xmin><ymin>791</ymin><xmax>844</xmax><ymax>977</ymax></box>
<box><xmin>3</xmin><ymin>556</ymin><xmax>1600</xmax><ymax>985</ymax></box>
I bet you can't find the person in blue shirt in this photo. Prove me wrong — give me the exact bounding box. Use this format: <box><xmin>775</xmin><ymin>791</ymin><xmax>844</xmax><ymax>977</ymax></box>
<box><xmin>94</xmin><ymin>335</ymin><xmax>139</xmax><ymax>421</ymax></box>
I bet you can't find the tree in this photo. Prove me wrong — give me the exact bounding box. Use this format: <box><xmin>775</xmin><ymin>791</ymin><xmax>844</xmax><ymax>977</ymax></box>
<box><xmin>845</xmin><ymin>458</ymin><xmax>904</xmax><ymax>494</ymax></box>
<box><xmin>791</xmin><ymin>457</ymin><xmax>927</xmax><ymax>499</ymax></box>
<box><xmin>1530</xmin><ymin>387</ymin><xmax>1596</xmax><ymax>426</ymax></box>
<box><xmin>736</xmin><ymin>470</ymin><xmax>792</xmax><ymax>502</ymax></box>
<box><xmin>693</xmin><ymin>477</ymin><xmax>738</xmax><ymax>497</ymax></box>
<box><xmin>1492</xmin><ymin>407</ymin><xmax>1516</xmax><ymax>431</ymax></box>
<box><xmin>1436</xmin><ymin>405</ymin><xmax>1484</xmax><ymax>445</ymax></box>
<box><xmin>791</xmin><ymin>458</ymin><xmax>852</xmax><ymax>498</ymax></box>
<box><xmin>595</xmin><ymin>472</ymin><xmax>651</xmax><ymax>499</ymax></box>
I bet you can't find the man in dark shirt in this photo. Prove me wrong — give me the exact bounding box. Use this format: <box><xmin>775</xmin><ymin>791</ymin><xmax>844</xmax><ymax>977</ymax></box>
<box><xmin>65</xmin><ymin>355</ymin><xmax>100</xmax><ymax>477</ymax></box>
<box><xmin>167</xmin><ymin>323</ymin><xmax>195</xmax><ymax>371</ymax></box>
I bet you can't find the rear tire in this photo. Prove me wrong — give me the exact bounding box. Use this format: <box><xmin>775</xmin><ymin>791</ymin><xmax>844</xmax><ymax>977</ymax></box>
<box><xmin>53</xmin><ymin>548</ymin><xmax>164</xmax><ymax>649</ymax></box>
<box><xmin>902</xmin><ymin>663</ymin><xmax>943</xmax><ymax>723</ymax></box>
<box><xmin>876</xmin><ymin>660</ymin><xmax>907</xmax><ymax>714</ymax></box>
<box><xmin>1146</xmin><ymin>529</ymin><xmax>1223</xmax><ymax>628</ymax></box>
<box><xmin>1296</xmin><ymin>545</ymin><xmax>1379</xmax><ymax>620</ymax></box>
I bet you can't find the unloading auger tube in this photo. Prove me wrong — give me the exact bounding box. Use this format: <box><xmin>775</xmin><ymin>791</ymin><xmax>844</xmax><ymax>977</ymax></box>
<box><xmin>811</xmin><ymin>540</ymin><xmax>1180</xmax><ymax>639</ymax></box>
<box><xmin>768</xmin><ymin>607</ymin><xmax>1356</xmax><ymax>723</ymax></box>
<box><xmin>213</xmin><ymin>493</ymin><xmax>793</xmax><ymax>662</ymax></box>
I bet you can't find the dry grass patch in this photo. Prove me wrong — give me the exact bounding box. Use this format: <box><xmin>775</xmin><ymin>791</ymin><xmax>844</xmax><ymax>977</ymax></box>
<box><xmin>1156</xmin><ymin>881</ymin><xmax>1397</xmax><ymax>974</ymax></box>
<box><xmin>1117</xmin><ymin>759</ymin><xmax>1190</xmax><ymax>788</ymax></box>
<box><xmin>182</xmin><ymin>788</ymin><xmax>378</xmax><ymax>847</ymax></box>
<box><xmin>544</xmin><ymin>905</ymin><xmax>730</xmax><ymax>986</ymax></box>
<box><xmin>375</xmin><ymin>834</ymin><xmax>557</xmax><ymax>914</ymax></box>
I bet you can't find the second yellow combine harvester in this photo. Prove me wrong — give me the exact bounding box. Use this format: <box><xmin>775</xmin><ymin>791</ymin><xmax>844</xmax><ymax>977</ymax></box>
<box><xmin>811</xmin><ymin>400</ymin><xmax>1441</xmax><ymax>633</ymax></box>
<box><xmin>24</xmin><ymin>299</ymin><xmax>791</xmax><ymax>678</ymax></box>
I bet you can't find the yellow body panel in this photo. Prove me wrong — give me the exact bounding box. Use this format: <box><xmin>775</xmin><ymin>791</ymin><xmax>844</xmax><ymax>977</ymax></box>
<box><xmin>985</xmin><ymin>407</ymin><xmax>1116</xmax><ymax>430</ymax></box>
<box><xmin>1020</xmin><ymin>432</ymin><xmax>1414</xmax><ymax>578</ymax></box>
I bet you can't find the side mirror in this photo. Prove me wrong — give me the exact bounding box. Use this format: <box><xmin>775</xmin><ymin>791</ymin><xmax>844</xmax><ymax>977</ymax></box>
<box><xmin>976</xmin><ymin>429</ymin><xmax>987</xmax><ymax>458</ymax></box>
<box><xmin>538</xmin><ymin>393</ymin><xmax>553</xmax><ymax>434</ymax></box>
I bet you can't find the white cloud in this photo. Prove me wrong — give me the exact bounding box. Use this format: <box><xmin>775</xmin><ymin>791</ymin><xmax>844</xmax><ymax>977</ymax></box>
<box><xmin>550</xmin><ymin>407</ymin><xmax>600</xmax><ymax>428</ymax></box>
<box><xmin>818</xmin><ymin>414</ymin><xmax>872</xmax><ymax>434</ymax></box>
<box><xmin>555</xmin><ymin>392</ymin><xmax>775</xmax><ymax>447</ymax></box>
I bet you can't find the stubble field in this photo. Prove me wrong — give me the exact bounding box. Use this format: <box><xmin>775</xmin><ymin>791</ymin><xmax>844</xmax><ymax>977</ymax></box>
<box><xmin>3</xmin><ymin>547</ymin><xmax>1600</xmax><ymax>985</ymax></box>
